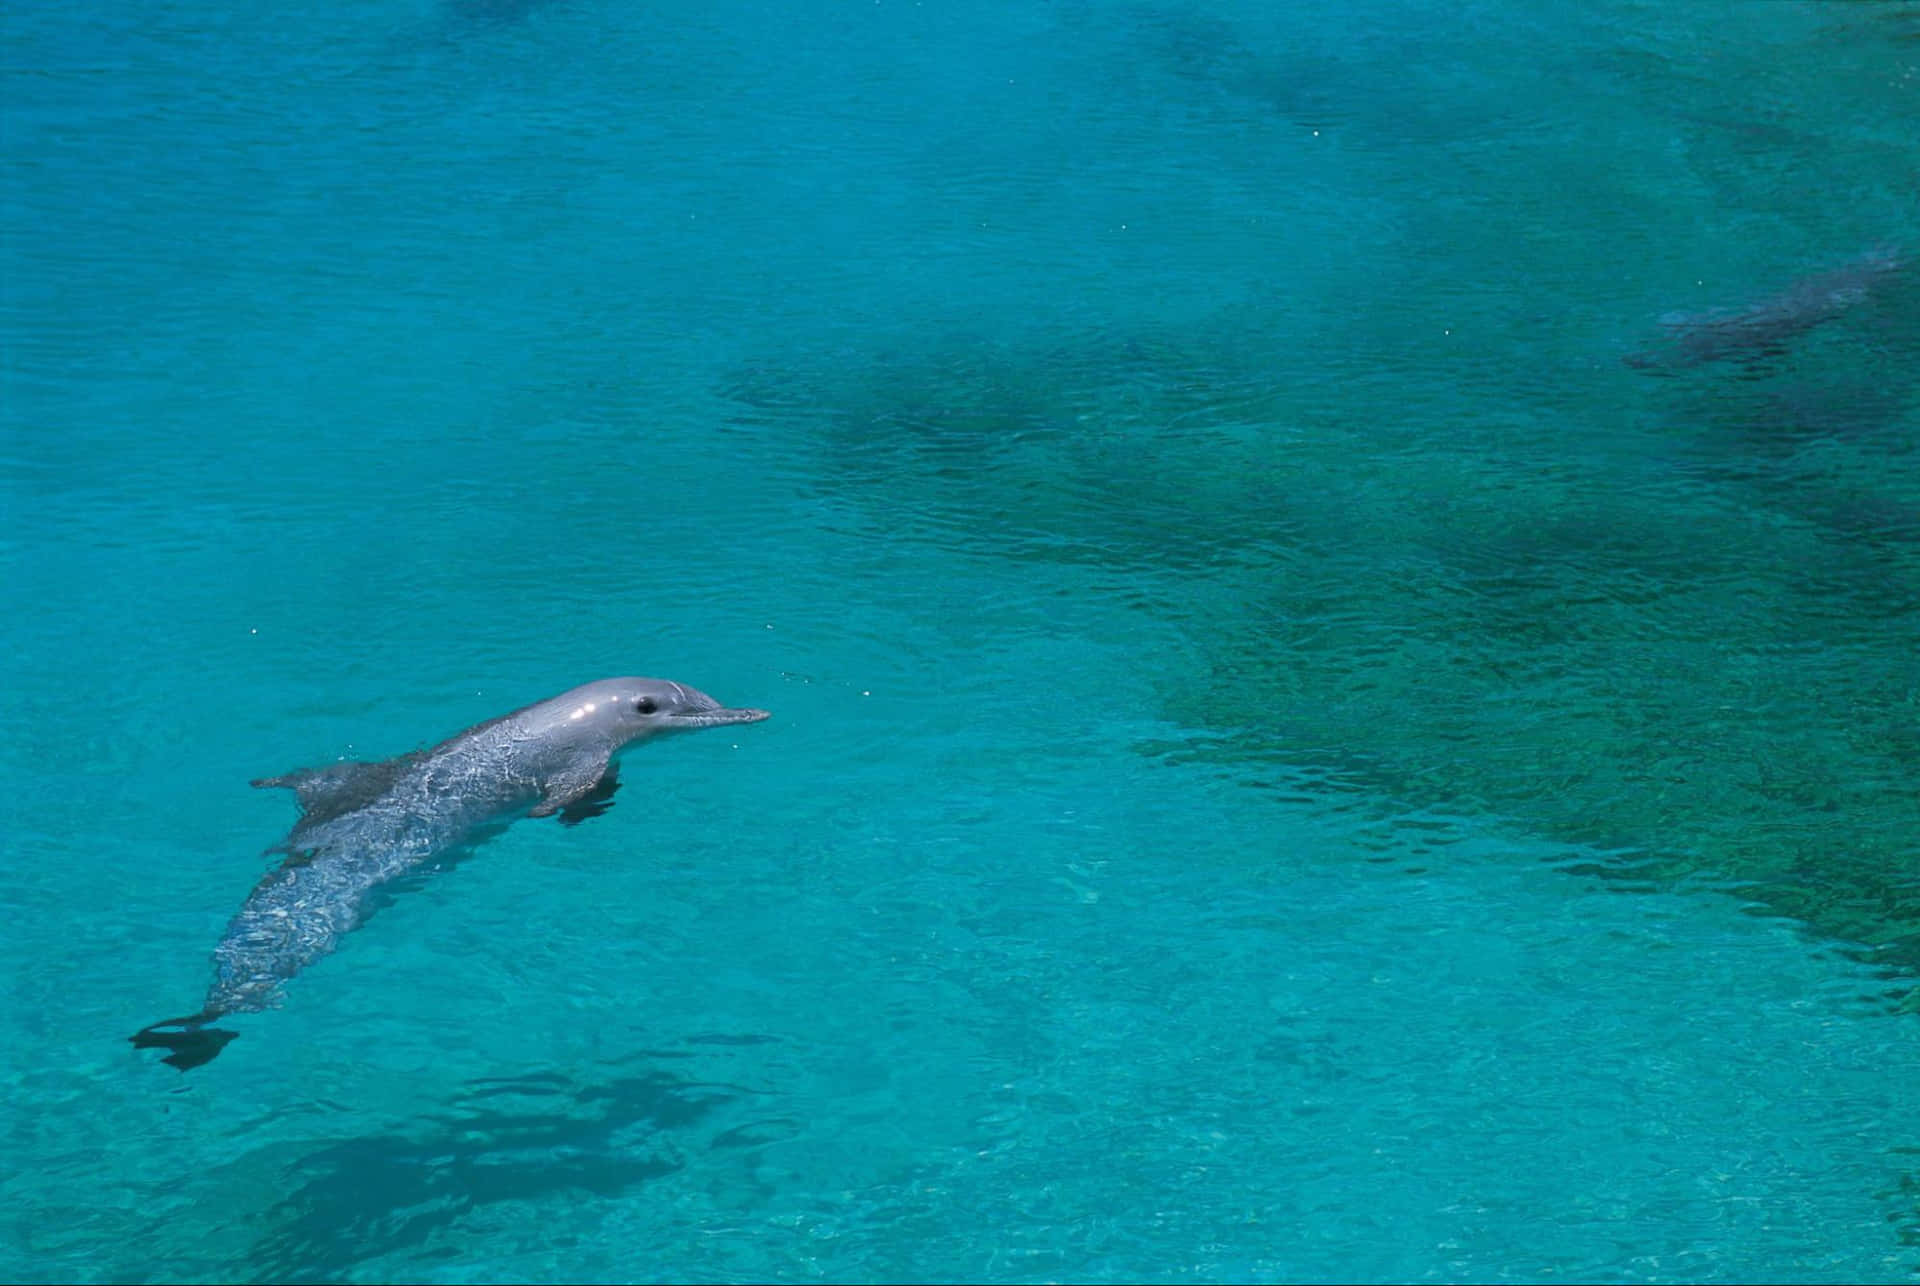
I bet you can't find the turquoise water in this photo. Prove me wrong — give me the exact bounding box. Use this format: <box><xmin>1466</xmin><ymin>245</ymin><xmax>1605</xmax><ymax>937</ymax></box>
<box><xmin>4</xmin><ymin>0</ymin><xmax>1919</xmax><ymax>1280</ymax></box>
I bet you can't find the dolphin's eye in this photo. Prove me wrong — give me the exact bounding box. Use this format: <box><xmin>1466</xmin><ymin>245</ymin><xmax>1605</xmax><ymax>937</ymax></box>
<box><xmin>634</xmin><ymin>697</ymin><xmax>658</xmax><ymax>715</ymax></box>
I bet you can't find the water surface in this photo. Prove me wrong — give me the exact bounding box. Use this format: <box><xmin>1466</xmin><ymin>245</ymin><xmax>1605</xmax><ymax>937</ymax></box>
<box><xmin>4</xmin><ymin>0</ymin><xmax>1917</xmax><ymax>1280</ymax></box>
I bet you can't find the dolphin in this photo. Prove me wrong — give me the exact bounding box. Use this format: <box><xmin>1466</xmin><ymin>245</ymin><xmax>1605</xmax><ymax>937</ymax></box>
<box><xmin>131</xmin><ymin>677</ymin><xmax>769</xmax><ymax>1070</ymax></box>
<box><xmin>1625</xmin><ymin>246</ymin><xmax>1905</xmax><ymax>372</ymax></box>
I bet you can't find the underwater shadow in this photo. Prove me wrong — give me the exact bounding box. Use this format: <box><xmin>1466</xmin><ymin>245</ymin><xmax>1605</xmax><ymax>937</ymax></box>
<box><xmin>239</xmin><ymin>1063</ymin><xmax>748</xmax><ymax>1283</ymax></box>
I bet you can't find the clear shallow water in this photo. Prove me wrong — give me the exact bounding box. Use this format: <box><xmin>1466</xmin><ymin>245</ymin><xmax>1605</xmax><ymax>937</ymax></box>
<box><xmin>3</xmin><ymin>0</ymin><xmax>1918</xmax><ymax>1281</ymax></box>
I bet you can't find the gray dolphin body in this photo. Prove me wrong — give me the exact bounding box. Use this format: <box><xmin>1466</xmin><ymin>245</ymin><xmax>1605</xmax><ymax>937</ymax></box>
<box><xmin>132</xmin><ymin>677</ymin><xmax>769</xmax><ymax>1070</ymax></box>
<box><xmin>1625</xmin><ymin>246</ymin><xmax>1905</xmax><ymax>371</ymax></box>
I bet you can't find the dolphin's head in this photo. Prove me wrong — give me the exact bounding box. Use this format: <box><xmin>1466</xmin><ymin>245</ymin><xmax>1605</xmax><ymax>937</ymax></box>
<box><xmin>557</xmin><ymin>677</ymin><xmax>770</xmax><ymax>747</ymax></box>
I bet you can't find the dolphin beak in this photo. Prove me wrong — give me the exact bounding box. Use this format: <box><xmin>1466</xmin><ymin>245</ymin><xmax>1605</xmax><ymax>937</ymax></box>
<box><xmin>670</xmin><ymin>706</ymin><xmax>771</xmax><ymax>729</ymax></box>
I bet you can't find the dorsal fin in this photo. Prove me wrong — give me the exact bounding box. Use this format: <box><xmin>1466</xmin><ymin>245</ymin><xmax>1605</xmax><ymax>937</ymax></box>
<box><xmin>251</xmin><ymin>754</ymin><xmax>422</xmax><ymax>827</ymax></box>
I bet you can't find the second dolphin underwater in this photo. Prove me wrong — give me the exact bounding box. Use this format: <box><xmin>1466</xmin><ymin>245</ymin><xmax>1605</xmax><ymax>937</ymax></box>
<box><xmin>132</xmin><ymin>677</ymin><xmax>770</xmax><ymax>1070</ymax></box>
<box><xmin>1625</xmin><ymin>245</ymin><xmax>1906</xmax><ymax>371</ymax></box>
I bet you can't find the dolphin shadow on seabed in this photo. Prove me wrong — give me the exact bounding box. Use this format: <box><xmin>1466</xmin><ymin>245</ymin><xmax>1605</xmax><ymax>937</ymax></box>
<box><xmin>1623</xmin><ymin>245</ymin><xmax>1908</xmax><ymax>374</ymax></box>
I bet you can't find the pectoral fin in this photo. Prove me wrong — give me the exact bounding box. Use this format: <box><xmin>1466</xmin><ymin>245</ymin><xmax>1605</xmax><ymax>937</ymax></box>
<box><xmin>555</xmin><ymin>763</ymin><xmax>622</xmax><ymax>827</ymax></box>
<box><xmin>530</xmin><ymin>757</ymin><xmax>620</xmax><ymax>822</ymax></box>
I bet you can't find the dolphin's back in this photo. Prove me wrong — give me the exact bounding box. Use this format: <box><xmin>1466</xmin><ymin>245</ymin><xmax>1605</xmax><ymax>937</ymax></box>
<box><xmin>210</xmin><ymin>738</ymin><xmax>545</xmax><ymax>1015</ymax></box>
<box><xmin>130</xmin><ymin>738</ymin><xmax>542</xmax><ymax>1070</ymax></box>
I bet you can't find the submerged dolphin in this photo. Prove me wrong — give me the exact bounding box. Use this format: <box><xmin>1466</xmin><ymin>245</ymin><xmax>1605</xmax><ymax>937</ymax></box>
<box><xmin>132</xmin><ymin>677</ymin><xmax>769</xmax><ymax>1070</ymax></box>
<box><xmin>1625</xmin><ymin>246</ymin><xmax>1905</xmax><ymax>372</ymax></box>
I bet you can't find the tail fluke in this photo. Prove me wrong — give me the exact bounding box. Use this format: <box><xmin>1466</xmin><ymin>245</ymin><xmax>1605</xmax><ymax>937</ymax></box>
<box><xmin>130</xmin><ymin>1012</ymin><xmax>239</xmax><ymax>1071</ymax></box>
